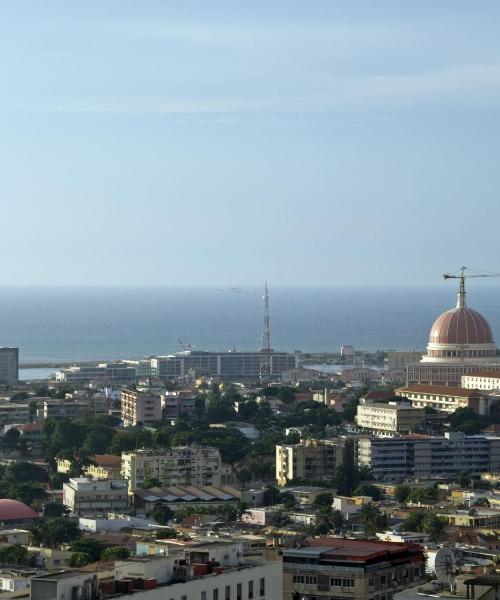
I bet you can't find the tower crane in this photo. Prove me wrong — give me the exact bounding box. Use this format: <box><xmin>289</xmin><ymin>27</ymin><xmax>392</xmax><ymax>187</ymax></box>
<box><xmin>443</xmin><ymin>266</ymin><xmax>500</xmax><ymax>307</ymax></box>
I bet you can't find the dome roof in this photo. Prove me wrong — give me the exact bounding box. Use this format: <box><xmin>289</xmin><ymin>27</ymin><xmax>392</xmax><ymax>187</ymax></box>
<box><xmin>0</xmin><ymin>499</ymin><xmax>39</xmax><ymax>521</ymax></box>
<box><xmin>430</xmin><ymin>306</ymin><xmax>494</xmax><ymax>345</ymax></box>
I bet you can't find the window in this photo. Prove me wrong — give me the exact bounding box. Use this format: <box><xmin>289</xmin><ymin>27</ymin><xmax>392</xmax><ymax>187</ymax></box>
<box><xmin>213</xmin><ymin>590</ymin><xmax>219</xmax><ymax>600</ymax></box>
<box><xmin>201</xmin><ymin>593</ymin><xmax>207</xmax><ymax>600</ymax></box>
<box><xmin>225</xmin><ymin>586</ymin><xmax>231</xmax><ymax>600</ymax></box>
<box><xmin>236</xmin><ymin>583</ymin><xmax>242</xmax><ymax>600</ymax></box>
<box><xmin>260</xmin><ymin>578</ymin><xmax>265</xmax><ymax>597</ymax></box>
<box><xmin>294</xmin><ymin>575</ymin><xmax>317</xmax><ymax>585</ymax></box>
<box><xmin>182</xmin><ymin>597</ymin><xmax>187</xmax><ymax>600</ymax></box>
<box><xmin>248</xmin><ymin>580</ymin><xmax>254</xmax><ymax>599</ymax></box>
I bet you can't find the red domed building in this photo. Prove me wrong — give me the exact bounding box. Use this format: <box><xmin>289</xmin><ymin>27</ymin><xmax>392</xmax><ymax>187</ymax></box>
<box><xmin>0</xmin><ymin>499</ymin><xmax>40</xmax><ymax>527</ymax></box>
<box><xmin>407</xmin><ymin>277</ymin><xmax>500</xmax><ymax>386</ymax></box>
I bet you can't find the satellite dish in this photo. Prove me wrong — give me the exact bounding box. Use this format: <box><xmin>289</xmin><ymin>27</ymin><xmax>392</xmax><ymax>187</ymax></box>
<box><xmin>434</xmin><ymin>547</ymin><xmax>460</xmax><ymax>593</ymax></box>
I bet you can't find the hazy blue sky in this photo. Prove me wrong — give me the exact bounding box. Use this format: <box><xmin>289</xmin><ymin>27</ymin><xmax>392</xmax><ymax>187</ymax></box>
<box><xmin>1</xmin><ymin>1</ymin><xmax>500</xmax><ymax>286</ymax></box>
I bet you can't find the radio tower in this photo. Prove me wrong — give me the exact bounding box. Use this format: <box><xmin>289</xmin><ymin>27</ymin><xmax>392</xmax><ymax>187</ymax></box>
<box><xmin>260</xmin><ymin>282</ymin><xmax>271</xmax><ymax>385</ymax></box>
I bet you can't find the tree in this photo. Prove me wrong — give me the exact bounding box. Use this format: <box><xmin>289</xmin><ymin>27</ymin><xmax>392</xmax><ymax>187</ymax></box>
<box><xmin>421</xmin><ymin>513</ymin><xmax>446</xmax><ymax>539</ymax></box>
<box><xmin>69</xmin><ymin>539</ymin><xmax>106</xmax><ymax>562</ymax></box>
<box><xmin>4</xmin><ymin>461</ymin><xmax>49</xmax><ymax>484</ymax></box>
<box><xmin>0</xmin><ymin>544</ymin><xmax>34</xmax><ymax>566</ymax></box>
<box><xmin>394</xmin><ymin>484</ymin><xmax>411</xmax><ymax>504</ymax></box>
<box><xmin>333</xmin><ymin>440</ymin><xmax>361</xmax><ymax>496</ymax></box>
<box><xmin>2</xmin><ymin>428</ymin><xmax>21</xmax><ymax>451</ymax></box>
<box><xmin>354</xmin><ymin>484</ymin><xmax>383</xmax><ymax>501</ymax></box>
<box><xmin>408</xmin><ymin>486</ymin><xmax>439</xmax><ymax>504</ymax></box>
<box><xmin>150</xmin><ymin>503</ymin><xmax>173</xmax><ymax>525</ymax></box>
<box><xmin>30</xmin><ymin>518</ymin><xmax>81</xmax><ymax>548</ymax></box>
<box><xmin>281</xmin><ymin>492</ymin><xmax>299</xmax><ymax>511</ymax></box>
<box><xmin>264</xmin><ymin>486</ymin><xmax>282</xmax><ymax>506</ymax></box>
<box><xmin>3</xmin><ymin>482</ymin><xmax>48</xmax><ymax>508</ymax></box>
<box><xmin>313</xmin><ymin>492</ymin><xmax>334</xmax><ymax>508</ymax></box>
<box><xmin>101</xmin><ymin>546</ymin><xmax>130</xmax><ymax>561</ymax></box>
<box><xmin>358</xmin><ymin>503</ymin><xmax>387</xmax><ymax>535</ymax></box>
<box><xmin>314</xmin><ymin>508</ymin><xmax>345</xmax><ymax>535</ymax></box>
<box><xmin>43</xmin><ymin>502</ymin><xmax>69</xmax><ymax>518</ymax></box>
<box><xmin>277</xmin><ymin>387</ymin><xmax>296</xmax><ymax>406</ymax></box>
<box><xmin>236</xmin><ymin>468</ymin><xmax>253</xmax><ymax>486</ymax></box>
<box><xmin>269</xmin><ymin>510</ymin><xmax>291</xmax><ymax>528</ymax></box>
<box><xmin>69</xmin><ymin>552</ymin><xmax>91</xmax><ymax>567</ymax></box>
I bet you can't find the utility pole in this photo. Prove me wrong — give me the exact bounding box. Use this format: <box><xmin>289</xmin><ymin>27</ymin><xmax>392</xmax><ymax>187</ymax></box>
<box><xmin>260</xmin><ymin>282</ymin><xmax>271</xmax><ymax>385</ymax></box>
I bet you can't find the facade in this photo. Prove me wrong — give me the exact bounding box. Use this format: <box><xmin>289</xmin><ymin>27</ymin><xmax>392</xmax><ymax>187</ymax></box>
<box><xmin>121</xmin><ymin>388</ymin><xmax>162</xmax><ymax>427</ymax></box>
<box><xmin>357</xmin><ymin>432</ymin><xmax>500</xmax><ymax>482</ymax></box>
<box><xmin>62</xmin><ymin>477</ymin><xmax>128</xmax><ymax>514</ymax></box>
<box><xmin>121</xmin><ymin>446</ymin><xmax>222</xmax><ymax>490</ymax></box>
<box><xmin>462</xmin><ymin>371</ymin><xmax>500</xmax><ymax>390</ymax></box>
<box><xmin>283</xmin><ymin>538</ymin><xmax>425</xmax><ymax>600</ymax></box>
<box><xmin>161</xmin><ymin>392</ymin><xmax>197</xmax><ymax>418</ymax></box>
<box><xmin>276</xmin><ymin>439</ymin><xmax>344</xmax><ymax>486</ymax></box>
<box><xmin>395</xmin><ymin>384</ymin><xmax>488</xmax><ymax>414</ymax></box>
<box><xmin>0</xmin><ymin>402</ymin><xmax>29</xmax><ymax>425</ymax></box>
<box><xmin>356</xmin><ymin>401</ymin><xmax>425</xmax><ymax>434</ymax></box>
<box><xmin>386</xmin><ymin>351</ymin><xmax>422</xmax><ymax>371</ymax></box>
<box><xmin>408</xmin><ymin>279</ymin><xmax>500</xmax><ymax>385</ymax></box>
<box><xmin>0</xmin><ymin>347</ymin><xmax>18</xmax><ymax>384</ymax></box>
<box><xmin>38</xmin><ymin>397</ymin><xmax>93</xmax><ymax>420</ymax></box>
<box><xmin>56</xmin><ymin>362</ymin><xmax>137</xmax><ymax>384</ymax></box>
<box><xmin>152</xmin><ymin>349</ymin><xmax>299</xmax><ymax>380</ymax></box>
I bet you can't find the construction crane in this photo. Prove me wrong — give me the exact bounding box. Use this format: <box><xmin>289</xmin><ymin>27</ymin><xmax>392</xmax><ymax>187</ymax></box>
<box><xmin>177</xmin><ymin>338</ymin><xmax>195</xmax><ymax>351</ymax></box>
<box><xmin>443</xmin><ymin>266</ymin><xmax>500</xmax><ymax>307</ymax></box>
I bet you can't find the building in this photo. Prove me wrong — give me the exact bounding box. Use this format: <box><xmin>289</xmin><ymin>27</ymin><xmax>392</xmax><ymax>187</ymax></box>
<box><xmin>395</xmin><ymin>384</ymin><xmax>489</xmax><ymax>414</ymax></box>
<box><xmin>332</xmin><ymin>495</ymin><xmax>373</xmax><ymax>517</ymax></box>
<box><xmin>462</xmin><ymin>371</ymin><xmax>500</xmax><ymax>390</ymax></box>
<box><xmin>30</xmin><ymin>572</ymin><xmax>100</xmax><ymax>600</ymax></box>
<box><xmin>121</xmin><ymin>446</ymin><xmax>222</xmax><ymax>490</ymax></box>
<box><xmin>275</xmin><ymin>438</ymin><xmax>344</xmax><ymax>486</ymax></box>
<box><xmin>121</xmin><ymin>388</ymin><xmax>162</xmax><ymax>427</ymax></box>
<box><xmin>386</xmin><ymin>351</ymin><xmax>422</xmax><ymax>371</ymax></box>
<box><xmin>357</xmin><ymin>432</ymin><xmax>500</xmax><ymax>482</ymax></box>
<box><xmin>0</xmin><ymin>499</ymin><xmax>40</xmax><ymax>527</ymax></box>
<box><xmin>62</xmin><ymin>478</ymin><xmax>128</xmax><ymax>514</ymax></box>
<box><xmin>356</xmin><ymin>401</ymin><xmax>425</xmax><ymax>434</ymax></box>
<box><xmin>161</xmin><ymin>392</ymin><xmax>197</xmax><ymax>419</ymax></box>
<box><xmin>0</xmin><ymin>568</ymin><xmax>36</xmax><ymax>593</ymax></box>
<box><xmin>0</xmin><ymin>402</ymin><xmax>30</xmax><ymax>425</ymax></box>
<box><xmin>407</xmin><ymin>277</ymin><xmax>500</xmax><ymax>385</ymax></box>
<box><xmin>37</xmin><ymin>397</ymin><xmax>92</xmax><ymax>420</ymax></box>
<box><xmin>151</xmin><ymin>349</ymin><xmax>299</xmax><ymax>380</ymax></box>
<box><xmin>133</xmin><ymin>484</ymin><xmax>241</xmax><ymax>515</ymax></box>
<box><xmin>0</xmin><ymin>347</ymin><xmax>18</xmax><ymax>384</ymax></box>
<box><xmin>55</xmin><ymin>361</ymin><xmax>137</xmax><ymax>384</ymax></box>
<box><xmin>283</xmin><ymin>538</ymin><xmax>425</xmax><ymax>600</ymax></box>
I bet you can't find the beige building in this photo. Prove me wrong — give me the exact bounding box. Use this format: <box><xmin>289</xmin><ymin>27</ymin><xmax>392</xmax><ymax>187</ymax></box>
<box><xmin>121</xmin><ymin>388</ymin><xmax>161</xmax><ymax>427</ymax></box>
<box><xmin>57</xmin><ymin>454</ymin><xmax>122</xmax><ymax>480</ymax></box>
<box><xmin>386</xmin><ymin>351</ymin><xmax>422</xmax><ymax>371</ymax></box>
<box><xmin>122</xmin><ymin>446</ymin><xmax>222</xmax><ymax>490</ymax></box>
<box><xmin>356</xmin><ymin>401</ymin><xmax>425</xmax><ymax>434</ymax></box>
<box><xmin>275</xmin><ymin>439</ymin><xmax>344</xmax><ymax>486</ymax></box>
<box><xmin>283</xmin><ymin>538</ymin><xmax>425</xmax><ymax>600</ymax></box>
<box><xmin>63</xmin><ymin>477</ymin><xmax>128</xmax><ymax>514</ymax></box>
<box><xmin>395</xmin><ymin>384</ymin><xmax>488</xmax><ymax>414</ymax></box>
<box><xmin>462</xmin><ymin>371</ymin><xmax>500</xmax><ymax>390</ymax></box>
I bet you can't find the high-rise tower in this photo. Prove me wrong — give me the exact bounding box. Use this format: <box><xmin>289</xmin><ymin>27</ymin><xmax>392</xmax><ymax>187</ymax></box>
<box><xmin>260</xmin><ymin>282</ymin><xmax>271</xmax><ymax>384</ymax></box>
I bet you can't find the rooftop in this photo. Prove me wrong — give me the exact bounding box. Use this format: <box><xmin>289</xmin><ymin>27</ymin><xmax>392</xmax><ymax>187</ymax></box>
<box><xmin>397</xmin><ymin>384</ymin><xmax>480</xmax><ymax>397</ymax></box>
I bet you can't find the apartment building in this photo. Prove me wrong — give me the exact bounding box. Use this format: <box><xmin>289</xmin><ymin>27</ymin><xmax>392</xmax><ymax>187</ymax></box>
<box><xmin>395</xmin><ymin>384</ymin><xmax>489</xmax><ymax>414</ymax></box>
<box><xmin>56</xmin><ymin>362</ymin><xmax>137</xmax><ymax>384</ymax></box>
<box><xmin>121</xmin><ymin>388</ymin><xmax>162</xmax><ymax>427</ymax></box>
<box><xmin>121</xmin><ymin>446</ymin><xmax>222</xmax><ymax>490</ymax></box>
<box><xmin>283</xmin><ymin>538</ymin><xmax>425</xmax><ymax>600</ymax></box>
<box><xmin>276</xmin><ymin>438</ymin><xmax>344</xmax><ymax>486</ymax></box>
<box><xmin>462</xmin><ymin>371</ymin><xmax>500</xmax><ymax>390</ymax></box>
<box><xmin>0</xmin><ymin>402</ymin><xmax>29</xmax><ymax>425</ymax></box>
<box><xmin>356</xmin><ymin>401</ymin><xmax>425</xmax><ymax>434</ymax></box>
<box><xmin>152</xmin><ymin>349</ymin><xmax>299</xmax><ymax>380</ymax></box>
<box><xmin>37</xmin><ymin>397</ymin><xmax>93</xmax><ymax>420</ymax></box>
<box><xmin>0</xmin><ymin>347</ymin><xmax>18</xmax><ymax>384</ymax></box>
<box><xmin>161</xmin><ymin>392</ymin><xmax>197</xmax><ymax>419</ymax></box>
<box><xmin>357</xmin><ymin>432</ymin><xmax>500</xmax><ymax>482</ymax></box>
<box><xmin>30</xmin><ymin>552</ymin><xmax>282</xmax><ymax>600</ymax></box>
<box><xmin>62</xmin><ymin>477</ymin><xmax>128</xmax><ymax>514</ymax></box>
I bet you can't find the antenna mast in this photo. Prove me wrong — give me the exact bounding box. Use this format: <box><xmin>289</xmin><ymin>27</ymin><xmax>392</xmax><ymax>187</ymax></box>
<box><xmin>260</xmin><ymin>282</ymin><xmax>271</xmax><ymax>385</ymax></box>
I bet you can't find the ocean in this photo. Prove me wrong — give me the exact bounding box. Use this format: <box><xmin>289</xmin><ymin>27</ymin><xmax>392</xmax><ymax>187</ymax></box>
<box><xmin>2</xmin><ymin>285</ymin><xmax>500</xmax><ymax>366</ymax></box>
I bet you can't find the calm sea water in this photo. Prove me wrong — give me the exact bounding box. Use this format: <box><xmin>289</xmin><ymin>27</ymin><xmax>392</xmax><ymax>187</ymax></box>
<box><xmin>2</xmin><ymin>286</ymin><xmax>500</xmax><ymax>364</ymax></box>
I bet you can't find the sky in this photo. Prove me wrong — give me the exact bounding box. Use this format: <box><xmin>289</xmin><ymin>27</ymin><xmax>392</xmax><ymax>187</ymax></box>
<box><xmin>1</xmin><ymin>1</ymin><xmax>500</xmax><ymax>287</ymax></box>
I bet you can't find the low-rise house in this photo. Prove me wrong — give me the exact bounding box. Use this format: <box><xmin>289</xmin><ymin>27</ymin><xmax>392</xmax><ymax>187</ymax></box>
<box><xmin>133</xmin><ymin>484</ymin><xmax>240</xmax><ymax>515</ymax></box>
<box><xmin>396</xmin><ymin>384</ymin><xmax>491</xmax><ymax>415</ymax></box>
<box><xmin>333</xmin><ymin>495</ymin><xmax>373</xmax><ymax>517</ymax></box>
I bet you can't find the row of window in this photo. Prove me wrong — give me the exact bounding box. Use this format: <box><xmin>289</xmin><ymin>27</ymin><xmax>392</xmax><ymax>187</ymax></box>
<box><xmin>195</xmin><ymin>578</ymin><xmax>265</xmax><ymax>600</ymax></box>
